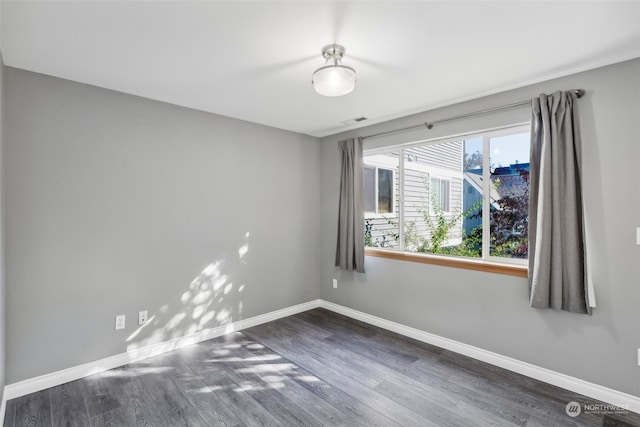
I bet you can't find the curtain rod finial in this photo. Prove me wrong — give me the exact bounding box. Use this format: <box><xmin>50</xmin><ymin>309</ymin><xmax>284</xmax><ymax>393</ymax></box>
<box><xmin>574</xmin><ymin>89</ymin><xmax>585</xmax><ymax>98</ymax></box>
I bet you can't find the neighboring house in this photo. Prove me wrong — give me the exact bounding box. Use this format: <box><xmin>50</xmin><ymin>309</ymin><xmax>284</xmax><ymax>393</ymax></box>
<box><xmin>462</xmin><ymin>163</ymin><xmax>530</xmax><ymax>235</ymax></box>
<box><xmin>364</xmin><ymin>140</ymin><xmax>464</xmax><ymax>250</ymax></box>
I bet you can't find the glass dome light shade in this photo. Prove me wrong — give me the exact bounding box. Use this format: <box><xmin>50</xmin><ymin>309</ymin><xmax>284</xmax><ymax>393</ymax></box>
<box><xmin>312</xmin><ymin>64</ymin><xmax>356</xmax><ymax>97</ymax></box>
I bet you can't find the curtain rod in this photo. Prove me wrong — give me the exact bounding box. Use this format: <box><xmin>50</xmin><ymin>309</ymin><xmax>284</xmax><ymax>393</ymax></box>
<box><xmin>362</xmin><ymin>89</ymin><xmax>585</xmax><ymax>141</ymax></box>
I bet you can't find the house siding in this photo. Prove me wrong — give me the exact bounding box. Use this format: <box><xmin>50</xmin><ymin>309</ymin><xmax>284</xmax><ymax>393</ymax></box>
<box><xmin>365</xmin><ymin>140</ymin><xmax>464</xmax><ymax>250</ymax></box>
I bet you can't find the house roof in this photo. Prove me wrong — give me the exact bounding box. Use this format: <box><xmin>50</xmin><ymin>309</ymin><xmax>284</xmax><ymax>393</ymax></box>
<box><xmin>465</xmin><ymin>163</ymin><xmax>529</xmax><ymax>203</ymax></box>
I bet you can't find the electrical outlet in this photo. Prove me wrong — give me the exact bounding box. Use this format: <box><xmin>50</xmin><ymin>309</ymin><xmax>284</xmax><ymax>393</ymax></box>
<box><xmin>139</xmin><ymin>310</ymin><xmax>148</xmax><ymax>325</ymax></box>
<box><xmin>636</xmin><ymin>227</ymin><xmax>640</xmax><ymax>245</ymax></box>
<box><xmin>333</xmin><ymin>279</ymin><xmax>338</xmax><ymax>289</ymax></box>
<box><xmin>115</xmin><ymin>315</ymin><xmax>126</xmax><ymax>330</ymax></box>
<box><xmin>637</xmin><ymin>348</ymin><xmax>640</xmax><ymax>366</ymax></box>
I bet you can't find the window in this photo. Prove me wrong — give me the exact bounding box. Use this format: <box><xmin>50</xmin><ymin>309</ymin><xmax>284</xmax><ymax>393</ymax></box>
<box><xmin>364</xmin><ymin>124</ymin><xmax>530</xmax><ymax>268</ymax></box>
<box><xmin>430</xmin><ymin>177</ymin><xmax>450</xmax><ymax>212</ymax></box>
<box><xmin>364</xmin><ymin>166</ymin><xmax>395</xmax><ymax>214</ymax></box>
<box><xmin>363</xmin><ymin>153</ymin><xmax>400</xmax><ymax>249</ymax></box>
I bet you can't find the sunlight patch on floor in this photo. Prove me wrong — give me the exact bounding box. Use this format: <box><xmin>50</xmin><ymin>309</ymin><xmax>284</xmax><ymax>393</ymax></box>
<box><xmin>237</xmin><ymin>363</ymin><xmax>297</xmax><ymax>374</ymax></box>
<box><xmin>295</xmin><ymin>375</ymin><xmax>321</xmax><ymax>382</ymax></box>
<box><xmin>206</xmin><ymin>354</ymin><xmax>282</xmax><ymax>363</ymax></box>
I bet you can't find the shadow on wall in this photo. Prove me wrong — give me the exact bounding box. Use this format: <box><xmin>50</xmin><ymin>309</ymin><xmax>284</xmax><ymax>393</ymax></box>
<box><xmin>124</xmin><ymin>232</ymin><xmax>252</xmax><ymax>355</ymax></box>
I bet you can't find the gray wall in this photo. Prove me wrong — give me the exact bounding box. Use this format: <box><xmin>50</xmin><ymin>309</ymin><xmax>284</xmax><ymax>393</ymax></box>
<box><xmin>4</xmin><ymin>56</ymin><xmax>640</xmax><ymax>400</ymax></box>
<box><xmin>320</xmin><ymin>58</ymin><xmax>640</xmax><ymax>397</ymax></box>
<box><xmin>4</xmin><ymin>68</ymin><xmax>321</xmax><ymax>383</ymax></box>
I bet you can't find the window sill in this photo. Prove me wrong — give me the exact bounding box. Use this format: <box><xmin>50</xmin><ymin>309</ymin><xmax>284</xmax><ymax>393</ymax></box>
<box><xmin>364</xmin><ymin>248</ymin><xmax>528</xmax><ymax>277</ymax></box>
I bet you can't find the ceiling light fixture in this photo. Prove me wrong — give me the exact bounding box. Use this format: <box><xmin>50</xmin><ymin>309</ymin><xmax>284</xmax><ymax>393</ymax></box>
<box><xmin>312</xmin><ymin>44</ymin><xmax>356</xmax><ymax>97</ymax></box>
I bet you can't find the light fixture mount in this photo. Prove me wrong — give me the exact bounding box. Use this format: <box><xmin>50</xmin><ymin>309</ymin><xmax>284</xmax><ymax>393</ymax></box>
<box><xmin>312</xmin><ymin>43</ymin><xmax>356</xmax><ymax>97</ymax></box>
<box><xmin>321</xmin><ymin>44</ymin><xmax>346</xmax><ymax>61</ymax></box>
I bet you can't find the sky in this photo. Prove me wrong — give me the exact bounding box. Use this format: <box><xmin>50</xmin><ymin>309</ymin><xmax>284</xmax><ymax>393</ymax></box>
<box><xmin>464</xmin><ymin>132</ymin><xmax>529</xmax><ymax>170</ymax></box>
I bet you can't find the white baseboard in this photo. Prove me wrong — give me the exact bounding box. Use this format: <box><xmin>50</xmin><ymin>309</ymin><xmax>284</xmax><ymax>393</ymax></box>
<box><xmin>3</xmin><ymin>298</ymin><xmax>639</xmax><ymax>417</ymax></box>
<box><xmin>319</xmin><ymin>300</ymin><xmax>640</xmax><ymax>414</ymax></box>
<box><xmin>2</xmin><ymin>299</ymin><xmax>322</xmax><ymax>402</ymax></box>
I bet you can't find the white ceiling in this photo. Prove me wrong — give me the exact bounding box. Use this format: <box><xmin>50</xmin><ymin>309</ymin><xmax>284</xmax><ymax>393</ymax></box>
<box><xmin>2</xmin><ymin>1</ymin><xmax>639</xmax><ymax>138</ymax></box>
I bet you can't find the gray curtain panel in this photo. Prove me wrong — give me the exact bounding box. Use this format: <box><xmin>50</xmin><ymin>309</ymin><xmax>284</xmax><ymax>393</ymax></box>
<box><xmin>335</xmin><ymin>137</ymin><xmax>365</xmax><ymax>273</ymax></box>
<box><xmin>529</xmin><ymin>91</ymin><xmax>591</xmax><ymax>314</ymax></box>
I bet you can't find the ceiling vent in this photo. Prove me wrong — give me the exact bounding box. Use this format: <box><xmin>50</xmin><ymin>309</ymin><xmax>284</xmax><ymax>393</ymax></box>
<box><xmin>342</xmin><ymin>116</ymin><xmax>368</xmax><ymax>125</ymax></box>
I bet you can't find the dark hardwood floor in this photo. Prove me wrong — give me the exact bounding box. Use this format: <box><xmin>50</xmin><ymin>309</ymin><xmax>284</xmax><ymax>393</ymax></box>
<box><xmin>4</xmin><ymin>308</ymin><xmax>640</xmax><ymax>426</ymax></box>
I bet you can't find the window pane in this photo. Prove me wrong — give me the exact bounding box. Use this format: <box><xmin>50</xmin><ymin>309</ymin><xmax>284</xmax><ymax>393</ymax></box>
<box><xmin>363</xmin><ymin>152</ymin><xmax>400</xmax><ymax>249</ymax></box>
<box><xmin>462</xmin><ymin>138</ymin><xmax>483</xmax><ymax>258</ymax></box>
<box><xmin>403</xmin><ymin>141</ymin><xmax>465</xmax><ymax>255</ymax></box>
<box><xmin>363</xmin><ymin>124</ymin><xmax>528</xmax><ymax>266</ymax></box>
<box><xmin>378</xmin><ymin>168</ymin><xmax>393</xmax><ymax>213</ymax></box>
<box><xmin>364</xmin><ymin>166</ymin><xmax>375</xmax><ymax>213</ymax></box>
<box><xmin>489</xmin><ymin>132</ymin><xmax>530</xmax><ymax>259</ymax></box>
<box><xmin>431</xmin><ymin>178</ymin><xmax>451</xmax><ymax>212</ymax></box>
<box><xmin>442</xmin><ymin>180</ymin><xmax>450</xmax><ymax>212</ymax></box>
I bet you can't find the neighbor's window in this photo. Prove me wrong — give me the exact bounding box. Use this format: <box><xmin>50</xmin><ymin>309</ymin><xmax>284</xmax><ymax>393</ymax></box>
<box><xmin>364</xmin><ymin>124</ymin><xmax>530</xmax><ymax>265</ymax></box>
<box><xmin>430</xmin><ymin>177</ymin><xmax>451</xmax><ymax>213</ymax></box>
<box><xmin>363</xmin><ymin>153</ymin><xmax>400</xmax><ymax>248</ymax></box>
<box><xmin>364</xmin><ymin>166</ymin><xmax>395</xmax><ymax>214</ymax></box>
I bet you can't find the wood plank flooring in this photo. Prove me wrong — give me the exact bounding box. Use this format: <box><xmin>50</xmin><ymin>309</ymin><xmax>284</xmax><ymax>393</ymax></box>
<box><xmin>4</xmin><ymin>308</ymin><xmax>640</xmax><ymax>426</ymax></box>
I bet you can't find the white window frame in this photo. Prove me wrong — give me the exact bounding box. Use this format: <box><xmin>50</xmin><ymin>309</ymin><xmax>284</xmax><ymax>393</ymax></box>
<box><xmin>363</xmin><ymin>163</ymin><xmax>397</xmax><ymax>217</ymax></box>
<box><xmin>481</xmin><ymin>125</ymin><xmax>530</xmax><ymax>266</ymax></box>
<box><xmin>363</xmin><ymin>123</ymin><xmax>530</xmax><ymax>267</ymax></box>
